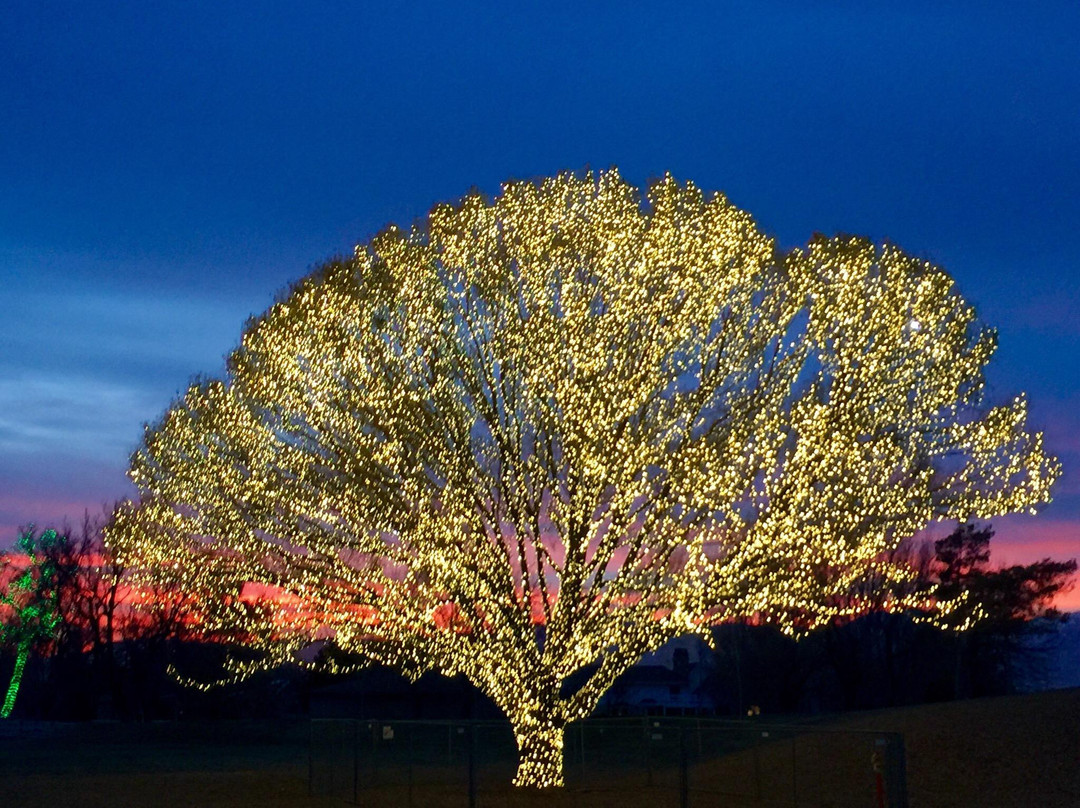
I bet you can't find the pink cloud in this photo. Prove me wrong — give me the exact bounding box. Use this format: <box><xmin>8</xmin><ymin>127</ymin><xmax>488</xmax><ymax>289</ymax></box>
<box><xmin>990</xmin><ymin>517</ymin><xmax>1080</xmax><ymax>561</ymax></box>
<box><xmin>0</xmin><ymin>492</ymin><xmax>116</xmax><ymax>547</ymax></box>
<box><xmin>989</xmin><ymin>516</ymin><xmax>1080</xmax><ymax>611</ymax></box>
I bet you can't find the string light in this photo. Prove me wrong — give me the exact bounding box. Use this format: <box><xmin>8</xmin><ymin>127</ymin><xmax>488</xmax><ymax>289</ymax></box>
<box><xmin>1</xmin><ymin>529</ymin><xmax>63</xmax><ymax>718</ymax></box>
<box><xmin>105</xmin><ymin>170</ymin><xmax>1059</xmax><ymax>788</ymax></box>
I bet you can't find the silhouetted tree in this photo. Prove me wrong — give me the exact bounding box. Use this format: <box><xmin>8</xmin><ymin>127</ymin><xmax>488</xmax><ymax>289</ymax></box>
<box><xmin>934</xmin><ymin>523</ymin><xmax>1075</xmax><ymax>696</ymax></box>
<box><xmin>706</xmin><ymin>523</ymin><xmax>1076</xmax><ymax>712</ymax></box>
<box><xmin>48</xmin><ymin>512</ymin><xmax>130</xmax><ymax>716</ymax></box>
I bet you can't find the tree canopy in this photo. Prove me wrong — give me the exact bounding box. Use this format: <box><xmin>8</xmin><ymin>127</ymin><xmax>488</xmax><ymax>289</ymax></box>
<box><xmin>107</xmin><ymin>170</ymin><xmax>1059</xmax><ymax>786</ymax></box>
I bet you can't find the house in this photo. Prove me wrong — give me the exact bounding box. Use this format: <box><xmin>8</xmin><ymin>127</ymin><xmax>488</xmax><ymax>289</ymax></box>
<box><xmin>310</xmin><ymin>635</ymin><xmax>717</xmax><ymax>720</ymax></box>
<box><xmin>595</xmin><ymin>636</ymin><xmax>716</xmax><ymax>717</ymax></box>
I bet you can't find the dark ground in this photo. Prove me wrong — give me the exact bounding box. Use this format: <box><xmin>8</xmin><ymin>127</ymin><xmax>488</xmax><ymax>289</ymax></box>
<box><xmin>837</xmin><ymin>687</ymin><xmax>1080</xmax><ymax>808</ymax></box>
<box><xmin>0</xmin><ymin>688</ymin><xmax>1076</xmax><ymax>807</ymax></box>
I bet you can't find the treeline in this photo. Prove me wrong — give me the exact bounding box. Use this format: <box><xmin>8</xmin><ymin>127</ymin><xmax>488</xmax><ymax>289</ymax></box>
<box><xmin>706</xmin><ymin>524</ymin><xmax>1076</xmax><ymax>715</ymax></box>
<box><xmin>0</xmin><ymin>514</ymin><xmax>319</xmax><ymax>720</ymax></box>
<box><xmin>1</xmin><ymin>519</ymin><xmax>1074</xmax><ymax>721</ymax></box>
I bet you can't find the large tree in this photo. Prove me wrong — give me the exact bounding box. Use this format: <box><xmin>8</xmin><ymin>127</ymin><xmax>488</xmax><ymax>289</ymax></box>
<box><xmin>107</xmin><ymin>171</ymin><xmax>1058</xmax><ymax>787</ymax></box>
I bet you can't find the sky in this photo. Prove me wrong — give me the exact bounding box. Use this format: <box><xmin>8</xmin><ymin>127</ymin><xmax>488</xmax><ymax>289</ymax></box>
<box><xmin>2</xmin><ymin>2</ymin><xmax>1079</xmax><ymax>605</ymax></box>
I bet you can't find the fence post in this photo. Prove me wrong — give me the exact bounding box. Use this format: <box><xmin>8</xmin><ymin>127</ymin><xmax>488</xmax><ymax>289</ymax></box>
<box><xmin>580</xmin><ymin>721</ymin><xmax>586</xmax><ymax>785</ymax></box>
<box><xmin>679</xmin><ymin>724</ymin><xmax>689</xmax><ymax>808</ymax></box>
<box><xmin>883</xmin><ymin>734</ymin><xmax>908</xmax><ymax>808</ymax></box>
<box><xmin>791</xmin><ymin>735</ymin><xmax>798</xmax><ymax>806</ymax></box>
<box><xmin>307</xmin><ymin>720</ymin><xmax>314</xmax><ymax>797</ymax></box>
<box><xmin>408</xmin><ymin>724</ymin><xmax>414</xmax><ymax>807</ymax></box>
<box><xmin>352</xmin><ymin>719</ymin><xmax>359</xmax><ymax>806</ymax></box>
<box><xmin>644</xmin><ymin>717</ymin><xmax>653</xmax><ymax>787</ymax></box>
<box><xmin>369</xmin><ymin>723</ymin><xmax>377</xmax><ymax>798</ymax></box>
<box><xmin>467</xmin><ymin>723</ymin><xmax>477</xmax><ymax>808</ymax></box>
<box><xmin>754</xmin><ymin>736</ymin><xmax>762</xmax><ymax>803</ymax></box>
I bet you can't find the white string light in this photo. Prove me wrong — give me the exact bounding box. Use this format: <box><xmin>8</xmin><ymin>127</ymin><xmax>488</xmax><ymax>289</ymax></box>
<box><xmin>106</xmin><ymin>170</ymin><xmax>1059</xmax><ymax>788</ymax></box>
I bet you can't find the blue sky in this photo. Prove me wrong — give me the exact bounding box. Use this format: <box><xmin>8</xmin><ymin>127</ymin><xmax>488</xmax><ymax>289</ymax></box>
<box><xmin>2</xmin><ymin>1</ymin><xmax>1079</xmax><ymax>586</ymax></box>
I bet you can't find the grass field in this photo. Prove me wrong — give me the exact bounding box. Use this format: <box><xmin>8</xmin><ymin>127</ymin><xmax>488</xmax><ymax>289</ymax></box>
<box><xmin>0</xmin><ymin>688</ymin><xmax>1076</xmax><ymax>807</ymax></box>
<box><xmin>837</xmin><ymin>687</ymin><xmax>1080</xmax><ymax>808</ymax></box>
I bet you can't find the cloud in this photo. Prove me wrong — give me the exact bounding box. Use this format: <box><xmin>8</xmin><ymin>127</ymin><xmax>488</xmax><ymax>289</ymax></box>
<box><xmin>1055</xmin><ymin>590</ymin><xmax>1080</xmax><ymax>612</ymax></box>
<box><xmin>0</xmin><ymin>490</ymin><xmax>121</xmax><ymax>543</ymax></box>
<box><xmin>0</xmin><ymin>269</ymin><xmax>262</xmax><ymax>544</ymax></box>
<box><xmin>0</xmin><ymin>374</ymin><xmax>161</xmax><ymax>460</ymax></box>
<box><xmin>0</xmin><ymin>264</ymin><xmax>267</xmax><ymax>462</ymax></box>
<box><xmin>2</xmin><ymin>290</ymin><xmax>246</xmax><ymax>386</ymax></box>
<box><xmin>988</xmin><ymin>517</ymin><xmax>1080</xmax><ymax>563</ymax></box>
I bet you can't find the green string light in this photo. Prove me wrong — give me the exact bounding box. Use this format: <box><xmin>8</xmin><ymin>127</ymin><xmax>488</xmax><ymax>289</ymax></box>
<box><xmin>0</xmin><ymin>529</ymin><xmax>63</xmax><ymax>719</ymax></box>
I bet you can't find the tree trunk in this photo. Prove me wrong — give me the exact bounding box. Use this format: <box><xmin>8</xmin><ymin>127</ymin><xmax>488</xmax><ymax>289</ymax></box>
<box><xmin>511</xmin><ymin>711</ymin><xmax>566</xmax><ymax>788</ymax></box>
<box><xmin>1</xmin><ymin>638</ymin><xmax>32</xmax><ymax>718</ymax></box>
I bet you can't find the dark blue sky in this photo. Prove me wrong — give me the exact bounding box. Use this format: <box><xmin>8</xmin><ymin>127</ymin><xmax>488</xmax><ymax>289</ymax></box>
<box><xmin>2</xmin><ymin>2</ymin><xmax>1079</xmax><ymax>588</ymax></box>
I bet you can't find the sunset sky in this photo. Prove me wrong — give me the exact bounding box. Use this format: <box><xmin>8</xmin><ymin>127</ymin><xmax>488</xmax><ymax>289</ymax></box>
<box><xmin>2</xmin><ymin>2</ymin><xmax>1079</xmax><ymax>606</ymax></box>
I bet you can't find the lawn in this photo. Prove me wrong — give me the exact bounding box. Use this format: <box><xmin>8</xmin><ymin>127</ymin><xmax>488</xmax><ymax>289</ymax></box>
<box><xmin>0</xmin><ymin>688</ymin><xmax>1076</xmax><ymax>807</ymax></box>
<box><xmin>837</xmin><ymin>687</ymin><xmax>1080</xmax><ymax>808</ymax></box>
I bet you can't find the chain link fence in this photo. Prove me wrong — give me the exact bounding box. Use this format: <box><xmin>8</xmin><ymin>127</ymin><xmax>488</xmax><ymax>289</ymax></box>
<box><xmin>309</xmin><ymin>716</ymin><xmax>907</xmax><ymax>807</ymax></box>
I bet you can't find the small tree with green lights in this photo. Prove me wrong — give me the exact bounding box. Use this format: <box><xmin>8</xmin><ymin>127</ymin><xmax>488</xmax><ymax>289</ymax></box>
<box><xmin>0</xmin><ymin>529</ymin><xmax>64</xmax><ymax>717</ymax></box>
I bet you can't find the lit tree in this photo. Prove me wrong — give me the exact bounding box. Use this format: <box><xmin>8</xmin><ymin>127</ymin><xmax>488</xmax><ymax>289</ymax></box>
<box><xmin>0</xmin><ymin>529</ymin><xmax>64</xmax><ymax>718</ymax></box>
<box><xmin>107</xmin><ymin>171</ymin><xmax>1058</xmax><ymax>787</ymax></box>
